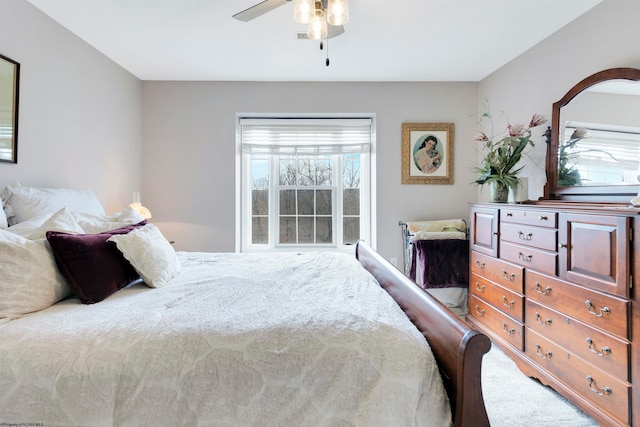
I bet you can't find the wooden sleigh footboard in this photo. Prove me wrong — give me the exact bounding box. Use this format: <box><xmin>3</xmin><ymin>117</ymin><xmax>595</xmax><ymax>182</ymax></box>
<box><xmin>355</xmin><ymin>240</ymin><xmax>491</xmax><ymax>427</ymax></box>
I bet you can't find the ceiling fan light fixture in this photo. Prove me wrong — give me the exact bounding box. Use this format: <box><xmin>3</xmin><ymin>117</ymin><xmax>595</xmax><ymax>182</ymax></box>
<box><xmin>326</xmin><ymin>0</ymin><xmax>349</xmax><ymax>26</ymax></box>
<box><xmin>307</xmin><ymin>2</ymin><xmax>327</xmax><ymax>40</ymax></box>
<box><xmin>293</xmin><ymin>0</ymin><xmax>314</xmax><ymax>24</ymax></box>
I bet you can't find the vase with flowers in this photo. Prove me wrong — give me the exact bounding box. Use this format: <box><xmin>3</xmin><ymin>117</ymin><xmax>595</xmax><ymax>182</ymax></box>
<box><xmin>473</xmin><ymin>109</ymin><xmax>547</xmax><ymax>202</ymax></box>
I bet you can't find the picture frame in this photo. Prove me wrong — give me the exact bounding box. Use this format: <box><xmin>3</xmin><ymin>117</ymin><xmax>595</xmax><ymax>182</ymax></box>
<box><xmin>0</xmin><ymin>53</ymin><xmax>20</xmax><ymax>164</ymax></box>
<box><xmin>401</xmin><ymin>122</ymin><xmax>454</xmax><ymax>184</ymax></box>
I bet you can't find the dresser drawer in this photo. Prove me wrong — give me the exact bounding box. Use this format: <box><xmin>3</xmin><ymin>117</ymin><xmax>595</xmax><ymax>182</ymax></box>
<box><xmin>470</xmin><ymin>273</ymin><xmax>524</xmax><ymax>322</ymax></box>
<box><xmin>525</xmin><ymin>270</ymin><xmax>630</xmax><ymax>340</ymax></box>
<box><xmin>471</xmin><ymin>251</ymin><xmax>523</xmax><ymax>293</ymax></box>
<box><xmin>525</xmin><ymin>329</ymin><xmax>631</xmax><ymax>424</ymax></box>
<box><xmin>469</xmin><ymin>294</ymin><xmax>524</xmax><ymax>351</ymax></box>
<box><xmin>500</xmin><ymin>241</ymin><xmax>557</xmax><ymax>276</ymax></box>
<box><xmin>526</xmin><ymin>299</ymin><xmax>630</xmax><ymax>380</ymax></box>
<box><xmin>500</xmin><ymin>222</ymin><xmax>557</xmax><ymax>251</ymax></box>
<box><xmin>501</xmin><ymin>208</ymin><xmax>557</xmax><ymax>228</ymax></box>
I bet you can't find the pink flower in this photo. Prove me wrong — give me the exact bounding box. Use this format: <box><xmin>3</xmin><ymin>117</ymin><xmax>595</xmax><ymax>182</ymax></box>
<box><xmin>473</xmin><ymin>132</ymin><xmax>489</xmax><ymax>142</ymax></box>
<box><xmin>508</xmin><ymin>123</ymin><xmax>525</xmax><ymax>137</ymax></box>
<box><xmin>529</xmin><ymin>114</ymin><xmax>547</xmax><ymax>128</ymax></box>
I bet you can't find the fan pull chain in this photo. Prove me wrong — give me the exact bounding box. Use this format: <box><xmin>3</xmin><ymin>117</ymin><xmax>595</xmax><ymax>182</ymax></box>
<box><xmin>318</xmin><ymin>40</ymin><xmax>330</xmax><ymax>66</ymax></box>
<box><xmin>317</xmin><ymin>32</ymin><xmax>329</xmax><ymax>66</ymax></box>
<box><xmin>325</xmin><ymin>36</ymin><xmax>330</xmax><ymax>66</ymax></box>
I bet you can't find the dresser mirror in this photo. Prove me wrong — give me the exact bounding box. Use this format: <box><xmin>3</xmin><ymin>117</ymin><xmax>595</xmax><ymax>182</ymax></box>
<box><xmin>545</xmin><ymin>67</ymin><xmax>640</xmax><ymax>202</ymax></box>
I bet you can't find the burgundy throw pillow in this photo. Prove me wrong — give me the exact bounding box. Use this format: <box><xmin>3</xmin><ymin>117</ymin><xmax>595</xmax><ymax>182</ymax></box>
<box><xmin>46</xmin><ymin>221</ymin><xmax>147</xmax><ymax>304</ymax></box>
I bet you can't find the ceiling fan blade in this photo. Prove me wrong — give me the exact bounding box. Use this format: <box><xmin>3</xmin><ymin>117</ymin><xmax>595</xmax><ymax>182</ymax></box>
<box><xmin>233</xmin><ymin>0</ymin><xmax>292</xmax><ymax>22</ymax></box>
<box><xmin>296</xmin><ymin>25</ymin><xmax>345</xmax><ymax>40</ymax></box>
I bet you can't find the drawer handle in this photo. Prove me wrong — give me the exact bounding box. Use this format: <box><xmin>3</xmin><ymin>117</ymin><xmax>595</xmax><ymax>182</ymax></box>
<box><xmin>502</xmin><ymin>322</ymin><xmax>515</xmax><ymax>336</ymax></box>
<box><xmin>586</xmin><ymin>376</ymin><xmax>612</xmax><ymax>397</ymax></box>
<box><xmin>506</xmin><ymin>212</ymin><xmax>513</xmax><ymax>217</ymax></box>
<box><xmin>475</xmin><ymin>282</ymin><xmax>485</xmax><ymax>292</ymax></box>
<box><xmin>585</xmin><ymin>300</ymin><xmax>611</xmax><ymax>318</ymax></box>
<box><xmin>535</xmin><ymin>282</ymin><xmax>552</xmax><ymax>295</ymax></box>
<box><xmin>586</xmin><ymin>338</ymin><xmax>612</xmax><ymax>357</ymax></box>
<box><xmin>518</xmin><ymin>231</ymin><xmax>533</xmax><ymax>241</ymax></box>
<box><xmin>538</xmin><ymin>215</ymin><xmax>548</xmax><ymax>221</ymax></box>
<box><xmin>559</xmin><ymin>243</ymin><xmax>568</xmax><ymax>249</ymax></box>
<box><xmin>502</xmin><ymin>270</ymin><xmax>516</xmax><ymax>281</ymax></box>
<box><xmin>518</xmin><ymin>252</ymin><xmax>533</xmax><ymax>262</ymax></box>
<box><xmin>475</xmin><ymin>260</ymin><xmax>486</xmax><ymax>269</ymax></box>
<box><xmin>502</xmin><ymin>296</ymin><xmax>515</xmax><ymax>308</ymax></box>
<box><xmin>535</xmin><ymin>344</ymin><xmax>552</xmax><ymax>359</ymax></box>
<box><xmin>535</xmin><ymin>312</ymin><xmax>552</xmax><ymax>327</ymax></box>
<box><xmin>474</xmin><ymin>305</ymin><xmax>486</xmax><ymax>316</ymax></box>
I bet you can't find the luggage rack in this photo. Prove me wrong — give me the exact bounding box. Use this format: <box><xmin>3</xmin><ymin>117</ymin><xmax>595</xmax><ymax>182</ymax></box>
<box><xmin>398</xmin><ymin>219</ymin><xmax>468</xmax><ymax>278</ymax></box>
<box><xmin>398</xmin><ymin>221</ymin><xmax>415</xmax><ymax>276</ymax></box>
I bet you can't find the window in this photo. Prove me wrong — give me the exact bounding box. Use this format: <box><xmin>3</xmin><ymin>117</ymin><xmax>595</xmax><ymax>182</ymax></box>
<box><xmin>0</xmin><ymin>126</ymin><xmax>13</xmax><ymax>161</ymax></box>
<box><xmin>238</xmin><ymin>117</ymin><xmax>374</xmax><ymax>252</ymax></box>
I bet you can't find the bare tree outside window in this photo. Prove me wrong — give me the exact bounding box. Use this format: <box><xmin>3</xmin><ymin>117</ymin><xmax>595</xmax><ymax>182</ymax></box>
<box><xmin>343</xmin><ymin>154</ymin><xmax>361</xmax><ymax>244</ymax></box>
<box><xmin>251</xmin><ymin>158</ymin><xmax>269</xmax><ymax>244</ymax></box>
<box><xmin>277</xmin><ymin>155</ymin><xmax>333</xmax><ymax>244</ymax></box>
<box><xmin>250</xmin><ymin>153</ymin><xmax>362</xmax><ymax>247</ymax></box>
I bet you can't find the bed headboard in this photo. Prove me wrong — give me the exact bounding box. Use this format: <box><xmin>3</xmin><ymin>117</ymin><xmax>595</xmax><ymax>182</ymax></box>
<box><xmin>355</xmin><ymin>240</ymin><xmax>491</xmax><ymax>427</ymax></box>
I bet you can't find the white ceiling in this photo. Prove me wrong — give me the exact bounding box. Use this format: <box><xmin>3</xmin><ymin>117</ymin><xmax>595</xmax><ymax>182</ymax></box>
<box><xmin>26</xmin><ymin>0</ymin><xmax>602</xmax><ymax>82</ymax></box>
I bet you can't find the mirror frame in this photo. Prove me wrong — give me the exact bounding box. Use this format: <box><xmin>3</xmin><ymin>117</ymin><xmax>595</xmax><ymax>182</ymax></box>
<box><xmin>0</xmin><ymin>53</ymin><xmax>20</xmax><ymax>164</ymax></box>
<box><xmin>544</xmin><ymin>67</ymin><xmax>640</xmax><ymax>202</ymax></box>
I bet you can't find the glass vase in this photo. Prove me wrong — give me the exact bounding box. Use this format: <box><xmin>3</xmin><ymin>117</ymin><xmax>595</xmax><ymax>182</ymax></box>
<box><xmin>489</xmin><ymin>181</ymin><xmax>509</xmax><ymax>203</ymax></box>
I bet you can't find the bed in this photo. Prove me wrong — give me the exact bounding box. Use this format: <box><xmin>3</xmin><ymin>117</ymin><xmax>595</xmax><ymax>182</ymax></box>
<box><xmin>0</xmin><ymin>183</ymin><xmax>491</xmax><ymax>427</ymax></box>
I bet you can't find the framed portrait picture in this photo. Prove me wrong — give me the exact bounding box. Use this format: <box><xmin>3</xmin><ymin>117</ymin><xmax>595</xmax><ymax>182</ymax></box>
<box><xmin>401</xmin><ymin>122</ymin><xmax>454</xmax><ymax>184</ymax></box>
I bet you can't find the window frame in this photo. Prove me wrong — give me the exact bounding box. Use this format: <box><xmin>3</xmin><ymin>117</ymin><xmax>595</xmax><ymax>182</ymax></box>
<box><xmin>236</xmin><ymin>114</ymin><xmax>376</xmax><ymax>253</ymax></box>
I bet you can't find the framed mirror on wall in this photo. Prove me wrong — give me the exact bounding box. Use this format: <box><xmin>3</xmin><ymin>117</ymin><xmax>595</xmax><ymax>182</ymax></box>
<box><xmin>0</xmin><ymin>53</ymin><xmax>20</xmax><ymax>164</ymax></box>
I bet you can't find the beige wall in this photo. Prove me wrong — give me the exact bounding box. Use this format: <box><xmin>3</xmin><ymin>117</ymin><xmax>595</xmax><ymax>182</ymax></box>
<box><xmin>141</xmin><ymin>81</ymin><xmax>479</xmax><ymax>261</ymax></box>
<box><xmin>0</xmin><ymin>0</ymin><xmax>142</xmax><ymax>213</ymax></box>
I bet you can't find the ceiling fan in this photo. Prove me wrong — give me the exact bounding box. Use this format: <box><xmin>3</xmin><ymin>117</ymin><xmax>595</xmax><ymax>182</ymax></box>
<box><xmin>233</xmin><ymin>0</ymin><xmax>347</xmax><ymax>40</ymax></box>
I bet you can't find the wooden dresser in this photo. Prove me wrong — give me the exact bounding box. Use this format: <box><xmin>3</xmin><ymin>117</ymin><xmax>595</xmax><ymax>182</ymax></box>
<box><xmin>466</xmin><ymin>202</ymin><xmax>639</xmax><ymax>426</ymax></box>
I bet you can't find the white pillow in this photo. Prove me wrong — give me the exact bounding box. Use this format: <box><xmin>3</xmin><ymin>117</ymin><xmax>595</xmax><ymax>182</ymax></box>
<box><xmin>0</xmin><ymin>230</ymin><xmax>72</xmax><ymax>319</ymax></box>
<box><xmin>73</xmin><ymin>208</ymin><xmax>144</xmax><ymax>234</ymax></box>
<box><xmin>28</xmin><ymin>207</ymin><xmax>85</xmax><ymax>240</ymax></box>
<box><xmin>2</xmin><ymin>182</ymin><xmax>105</xmax><ymax>226</ymax></box>
<box><xmin>5</xmin><ymin>214</ymin><xmax>50</xmax><ymax>238</ymax></box>
<box><xmin>117</xmin><ymin>206</ymin><xmax>145</xmax><ymax>223</ymax></box>
<box><xmin>0</xmin><ymin>205</ymin><xmax>7</xmax><ymax>229</ymax></box>
<box><xmin>107</xmin><ymin>223</ymin><xmax>180</xmax><ymax>288</ymax></box>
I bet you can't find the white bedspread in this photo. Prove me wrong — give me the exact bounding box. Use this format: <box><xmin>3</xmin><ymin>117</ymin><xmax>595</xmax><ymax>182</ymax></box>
<box><xmin>0</xmin><ymin>251</ymin><xmax>451</xmax><ymax>427</ymax></box>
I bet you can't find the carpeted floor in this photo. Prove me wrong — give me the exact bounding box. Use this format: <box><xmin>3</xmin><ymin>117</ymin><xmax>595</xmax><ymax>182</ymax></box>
<box><xmin>425</xmin><ymin>289</ymin><xmax>600</xmax><ymax>426</ymax></box>
<box><xmin>481</xmin><ymin>345</ymin><xmax>598</xmax><ymax>427</ymax></box>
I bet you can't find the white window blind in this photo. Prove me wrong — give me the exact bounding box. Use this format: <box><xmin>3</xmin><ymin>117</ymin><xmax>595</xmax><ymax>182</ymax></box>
<box><xmin>564</xmin><ymin>122</ymin><xmax>640</xmax><ymax>175</ymax></box>
<box><xmin>240</xmin><ymin>118</ymin><xmax>372</xmax><ymax>154</ymax></box>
